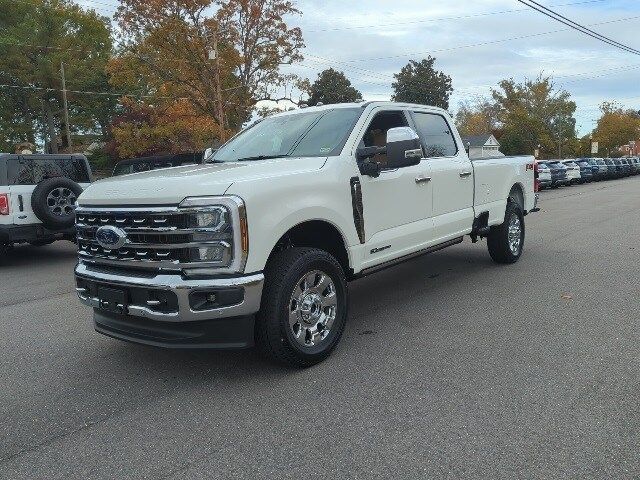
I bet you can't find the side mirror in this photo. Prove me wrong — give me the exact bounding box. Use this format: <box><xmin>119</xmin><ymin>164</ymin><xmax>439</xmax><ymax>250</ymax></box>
<box><xmin>386</xmin><ymin>127</ymin><xmax>422</xmax><ymax>169</ymax></box>
<box><xmin>203</xmin><ymin>147</ymin><xmax>214</xmax><ymax>161</ymax></box>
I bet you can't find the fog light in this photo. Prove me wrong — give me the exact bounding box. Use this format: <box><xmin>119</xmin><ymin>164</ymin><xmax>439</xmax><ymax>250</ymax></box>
<box><xmin>189</xmin><ymin>243</ymin><xmax>231</xmax><ymax>263</ymax></box>
<box><xmin>206</xmin><ymin>293</ymin><xmax>217</xmax><ymax>303</ymax></box>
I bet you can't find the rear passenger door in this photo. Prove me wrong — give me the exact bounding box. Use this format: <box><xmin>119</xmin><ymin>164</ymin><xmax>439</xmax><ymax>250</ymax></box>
<box><xmin>410</xmin><ymin>110</ymin><xmax>474</xmax><ymax>241</ymax></box>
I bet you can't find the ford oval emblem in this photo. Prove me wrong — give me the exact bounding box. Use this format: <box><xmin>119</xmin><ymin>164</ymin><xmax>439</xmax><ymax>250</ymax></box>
<box><xmin>95</xmin><ymin>225</ymin><xmax>127</xmax><ymax>250</ymax></box>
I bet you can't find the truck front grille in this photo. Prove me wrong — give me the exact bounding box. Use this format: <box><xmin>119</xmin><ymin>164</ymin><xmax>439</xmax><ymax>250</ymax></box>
<box><xmin>75</xmin><ymin>207</ymin><xmax>229</xmax><ymax>270</ymax></box>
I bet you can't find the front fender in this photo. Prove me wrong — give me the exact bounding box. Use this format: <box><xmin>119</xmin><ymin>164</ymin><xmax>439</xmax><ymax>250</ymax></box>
<box><xmin>226</xmin><ymin>172</ymin><xmax>360</xmax><ymax>273</ymax></box>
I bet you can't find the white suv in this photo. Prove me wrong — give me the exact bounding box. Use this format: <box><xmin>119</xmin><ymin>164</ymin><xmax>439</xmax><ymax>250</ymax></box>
<box><xmin>0</xmin><ymin>154</ymin><xmax>92</xmax><ymax>253</ymax></box>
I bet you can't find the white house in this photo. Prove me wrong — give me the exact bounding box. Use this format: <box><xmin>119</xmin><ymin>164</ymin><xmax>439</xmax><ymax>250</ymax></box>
<box><xmin>461</xmin><ymin>134</ymin><xmax>503</xmax><ymax>159</ymax></box>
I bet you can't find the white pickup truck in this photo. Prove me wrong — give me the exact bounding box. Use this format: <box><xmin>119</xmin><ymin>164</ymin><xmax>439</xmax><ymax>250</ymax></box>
<box><xmin>74</xmin><ymin>102</ymin><xmax>538</xmax><ymax>366</ymax></box>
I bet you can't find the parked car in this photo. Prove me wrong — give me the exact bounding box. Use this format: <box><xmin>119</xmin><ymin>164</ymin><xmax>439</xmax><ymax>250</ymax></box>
<box><xmin>545</xmin><ymin>160</ymin><xmax>569</xmax><ymax>187</ymax></box>
<box><xmin>612</xmin><ymin>159</ymin><xmax>627</xmax><ymax>177</ymax></box>
<box><xmin>629</xmin><ymin>157</ymin><xmax>640</xmax><ymax>174</ymax></box>
<box><xmin>579</xmin><ymin>158</ymin><xmax>606</xmax><ymax>180</ymax></box>
<box><xmin>73</xmin><ymin>101</ymin><xmax>538</xmax><ymax>366</ymax></box>
<box><xmin>562</xmin><ymin>160</ymin><xmax>581</xmax><ymax>184</ymax></box>
<box><xmin>536</xmin><ymin>161</ymin><xmax>552</xmax><ymax>189</ymax></box>
<box><xmin>0</xmin><ymin>154</ymin><xmax>92</xmax><ymax>254</ymax></box>
<box><xmin>112</xmin><ymin>152</ymin><xmax>204</xmax><ymax>177</ymax></box>
<box><xmin>595</xmin><ymin>159</ymin><xmax>610</xmax><ymax>179</ymax></box>
<box><xmin>603</xmin><ymin>158</ymin><xmax>618</xmax><ymax>178</ymax></box>
<box><xmin>574</xmin><ymin>159</ymin><xmax>594</xmax><ymax>183</ymax></box>
<box><xmin>618</xmin><ymin>159</ymin><xmax>632</xmax><ymax>177</ymax></box>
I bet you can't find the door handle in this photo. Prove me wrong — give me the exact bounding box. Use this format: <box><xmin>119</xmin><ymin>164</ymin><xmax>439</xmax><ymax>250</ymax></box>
<box><xmin>459</xmin><ymin>171</ymin><xmax>472</xmax><ymax>178</ymax></box>
<box><xmin>415</xmin><ymin>176</ymin><xmax>431</xmax><ymax>184</ymax></box>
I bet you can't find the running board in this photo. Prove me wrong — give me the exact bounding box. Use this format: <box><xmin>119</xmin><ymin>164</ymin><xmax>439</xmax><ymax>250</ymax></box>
<box><xmin>355</xmin><ymin>237</ymin><xmax>464</xmax><ymax>279</ymax></box>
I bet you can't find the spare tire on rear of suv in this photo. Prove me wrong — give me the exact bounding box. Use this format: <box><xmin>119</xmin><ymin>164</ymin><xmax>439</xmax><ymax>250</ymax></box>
<box><xmin>31</xmin><ymin>177</ymin><xmax>83</xmax><ymax>231</ymax></box>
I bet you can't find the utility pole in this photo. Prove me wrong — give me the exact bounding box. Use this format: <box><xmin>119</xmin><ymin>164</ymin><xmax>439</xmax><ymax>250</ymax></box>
<box><xmin>557</xmin><ymin>123</ymin><xmax>564</xmax><ymax>159</ymax></box>
<box><xmin>60</xmin><ymin>62</ymin><xmax>72</xmax><ymax>152</ymax></box>
<box><xmin>210</xmin><ymin>30</ymin><xmax>226</xmax><ymax>145</ymax></box>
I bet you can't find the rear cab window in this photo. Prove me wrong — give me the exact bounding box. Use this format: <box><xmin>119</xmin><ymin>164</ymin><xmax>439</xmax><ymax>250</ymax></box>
<box><xmin>410</xmin><ymin>111</ymin><xmax>458</xmax><ymax>158</ymax></box>
<box><xmin>7</xmin><ymin>155</ymin><xmax>91</xmax><ymax>185</ymax></box>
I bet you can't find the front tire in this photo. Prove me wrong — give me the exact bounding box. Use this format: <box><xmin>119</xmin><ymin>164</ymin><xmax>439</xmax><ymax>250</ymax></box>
<box><xmin>256</xmin><ymin>247</ymin><xmax>348</xmax><ymax>367</ymax></box>
<box><xmin>487</xmin><ymin>201</ymin><xmax>525</xmax><ymax>264</ymax></box>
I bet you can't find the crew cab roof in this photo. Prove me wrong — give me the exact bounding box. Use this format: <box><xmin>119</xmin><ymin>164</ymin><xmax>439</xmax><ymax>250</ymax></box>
<box><xmin>268</xmin><ymin>101</ymin><xmax>450</xmax><ymax>119</ymax></box>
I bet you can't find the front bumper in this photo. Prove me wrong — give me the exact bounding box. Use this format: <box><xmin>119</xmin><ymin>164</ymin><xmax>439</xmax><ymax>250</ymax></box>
<box><xmin>74</xmin><ymin>262</ymin><xmax>264</xmax><ymax>348</ymax></box>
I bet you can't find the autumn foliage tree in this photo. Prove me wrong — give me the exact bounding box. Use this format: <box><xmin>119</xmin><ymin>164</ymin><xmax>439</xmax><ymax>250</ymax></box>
<box><xmin>107</xmin><ymin>98</ymin><xmax>218</xmax><ymax>159</ymax></box>
<box><xmin>455</xmin><ymin>96</ymin><xmax>500</xmax><ymax>137</ymax></box>
<box><xmin>108</xmin><ymin>0</ymin><xmax>304</xmax><ymax>158</ymax></box>
<box><xmin>491</xmin><ymin>75</ymin><xmax>577</xmax><ymax>158</ymax></box>
<box><xmin>592</xmin><ymin>102</ymin><xmax>640</xmax><ymax>156</ymax></box>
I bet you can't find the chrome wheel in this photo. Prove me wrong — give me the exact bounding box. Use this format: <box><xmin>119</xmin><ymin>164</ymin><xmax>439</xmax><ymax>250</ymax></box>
<box><xmin>289</xmin><ymin>270</ymin><xmax>338</xmax><ymax>348</ymax></box>
<box><xmin>46</xmin><ymin>188</ymin><xmax>76</xmax><ymax>217</ymax></box>
<box><xmin>507</xmin><ymin>213</ymin><xmax>522</xmax><ymax>255</ymax></box>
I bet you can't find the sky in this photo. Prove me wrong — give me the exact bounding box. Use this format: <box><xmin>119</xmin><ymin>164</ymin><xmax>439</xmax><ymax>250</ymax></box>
<box><xmin>78</xmin><ymin>0</ymin><xmax>640</xmax><ymax>136</ymax></box>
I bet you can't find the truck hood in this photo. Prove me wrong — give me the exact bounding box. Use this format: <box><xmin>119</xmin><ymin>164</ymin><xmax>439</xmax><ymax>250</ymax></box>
<box><xmin>78</xmin><ymin>157</ymin><xmax>327</xmax><ymax>206</ymax></box>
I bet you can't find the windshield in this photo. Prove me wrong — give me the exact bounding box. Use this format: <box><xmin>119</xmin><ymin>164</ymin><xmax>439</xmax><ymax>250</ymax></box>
<box><xmin>212</xmin><ymin>108</ymin><xmax>363</xmax><ymax>163</ymax></box>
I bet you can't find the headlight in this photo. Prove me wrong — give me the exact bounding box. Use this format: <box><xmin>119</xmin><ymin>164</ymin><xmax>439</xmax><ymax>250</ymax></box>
<box><xmin>179</xmin><ymin>196</ymin><xmax>248</xmax><ymax>276</ymax></box>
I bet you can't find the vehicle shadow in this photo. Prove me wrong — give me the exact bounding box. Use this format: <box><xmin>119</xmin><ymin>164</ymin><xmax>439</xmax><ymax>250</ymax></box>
<box><xmin>74</xmin><ymin>243</ymin><xmax>496</xmax><ymax>381</ymax></box>
<box><xmin>6</xmin><ymin>242</ymin><xmax>510</xmax><ymax>459</ymax></box>
<box><xmin>0</xmin><ymin>242</ymin><xmax>78</xmax><ymax>268</ymax></box>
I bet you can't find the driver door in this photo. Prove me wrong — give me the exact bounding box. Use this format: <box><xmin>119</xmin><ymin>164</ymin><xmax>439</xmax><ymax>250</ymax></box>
<box><xmin>357</xmin><ymin>108</ymin><xmax>434</xmax><ymax>269</ymax></box>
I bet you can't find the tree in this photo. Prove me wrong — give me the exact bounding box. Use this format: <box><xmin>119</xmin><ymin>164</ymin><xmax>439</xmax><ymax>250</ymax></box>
<box><xmin>0</xmin><ymin>0</ymin><xmax>115</xmax><ymax>153</ymax></box>
<box><xmin>491</xmin><ymin>75</ymin><xmax>577</xmax><ymax>158</ymax></box>
<box><xmin>307</xmin><ymin>68</ymin><xmax>362</xmax><ymax>106</ymax></box>
<box><xmin>592</xmin><ymin>102</ymin><xmax>640</xmax><ymax>156</ymax></box>
<box><xmin>391</xmin><ymin>57</ymin><xmax>452</xmax><ymax>109</ymax></box>
<box><xmin>455</xmin><ymin>96</ymin><xmax>499</xmax><ymax>137</ymax></box>
<box><xmin>107</xmin><ymin>98</ymin><xmax>218</xmax><ymax>159</ymax></box>
<box><xmin>109</xmin><ymin>0</ymin><xmax>305</xmax><ymax>157</ymax></box>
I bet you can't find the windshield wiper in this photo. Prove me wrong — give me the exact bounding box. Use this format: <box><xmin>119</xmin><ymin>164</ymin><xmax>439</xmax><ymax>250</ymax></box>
<box><xmin>235</xmin><ymin>154</ymin><xmax>290</xmax><ymax>162</ymax></box>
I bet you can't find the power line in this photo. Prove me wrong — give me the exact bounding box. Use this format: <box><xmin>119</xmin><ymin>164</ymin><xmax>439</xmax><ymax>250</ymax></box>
<box><xmin>0</xmin><ymin>82</ymin><xmax>243</xmax><ymax>99</ymax></box>
<box><xmin>516</xmin><ymin>0</ymin><xmax>640</xmax><ymax>56</ymax></box>
<box><xmin>304</xmin><ymin>0</ymin><xmax>608</xmax><ymax>33</ymax></box>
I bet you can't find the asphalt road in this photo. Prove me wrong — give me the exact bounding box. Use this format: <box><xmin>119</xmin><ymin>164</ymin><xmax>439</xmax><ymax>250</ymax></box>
<box><xmin>1</xmin><ymin>176</ymin><xmax>639</xmax><ymax>479</ymax></box>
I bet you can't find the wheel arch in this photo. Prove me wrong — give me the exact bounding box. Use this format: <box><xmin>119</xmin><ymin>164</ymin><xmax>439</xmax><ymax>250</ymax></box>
<box><xmin>508</xmin><ymin>183</ymin><xmax>525</xmax><ymax>211</ymax></box>
<box><xmin>266</xmin><ymin>219</ymin><xmax>352</xmax><ymax>277</ymax></box>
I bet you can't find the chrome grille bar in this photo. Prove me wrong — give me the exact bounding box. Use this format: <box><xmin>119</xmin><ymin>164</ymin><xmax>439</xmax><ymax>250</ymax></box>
<box><xmin>75</xmin><ymin>206</ymin><xmax>232</xmax><ymax>270</ymax></box>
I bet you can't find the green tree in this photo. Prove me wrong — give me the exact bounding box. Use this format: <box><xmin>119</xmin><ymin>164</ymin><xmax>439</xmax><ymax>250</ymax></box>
<box><xmin>0</xmin><ymin>0</ymin><xmax>115</xmax><ymax>153</ymax></box>
<box><xmin>307</xmin><ymin>68</ymin><xmax>362</xmax><ymax>106</ymax></box>
<box><xmin>391</xmin><ymin>57</ymin><xmax>453</xmax><ymax>109</ymax></box>
<box><xmin>491</xmin><ymin>75</ymin><xmax>577</xmax><ymax>158</ymax></box>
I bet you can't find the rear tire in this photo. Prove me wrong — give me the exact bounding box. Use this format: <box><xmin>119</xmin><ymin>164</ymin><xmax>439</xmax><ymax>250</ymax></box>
<box><xmin>256</xmin><ymin>247</ymin><xmax>348</xmax><ymax>367</ymax></box>
<box><xmin>487</xmin><ymin>201</ymin><xmax>525</xmax><ymax>264</ymax></box>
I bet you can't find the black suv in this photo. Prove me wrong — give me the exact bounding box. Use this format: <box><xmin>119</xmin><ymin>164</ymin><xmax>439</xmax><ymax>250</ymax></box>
<box><xmin>112</xmin><ymin>152</ymin><xmax>203</xmax><ymax>177</ymax></box>
<box><xmin>0</xmin><ymin>154</ymin><xmax>92</xmax><ymax>254</ymax></box>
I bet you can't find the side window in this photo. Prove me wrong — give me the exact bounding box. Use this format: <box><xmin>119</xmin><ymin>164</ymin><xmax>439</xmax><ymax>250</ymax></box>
<box><xmin>0</xmin><ymin>157</ymin><xmax>8</xmax><ymax>186</ymax></box>
<box><xmin>360</xmin><ymin>111</ymin><xmax>409</xmax><ymax>168</ymax></box>
<box><xmin>412</xmin><ymin>112</ymin><xmax>458</xmax><ymax>158</ymax></box>
<box><xmin>8</xmin><ymin>158</ymin><xmax>90</xmax><ymax>185</ymax></box>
